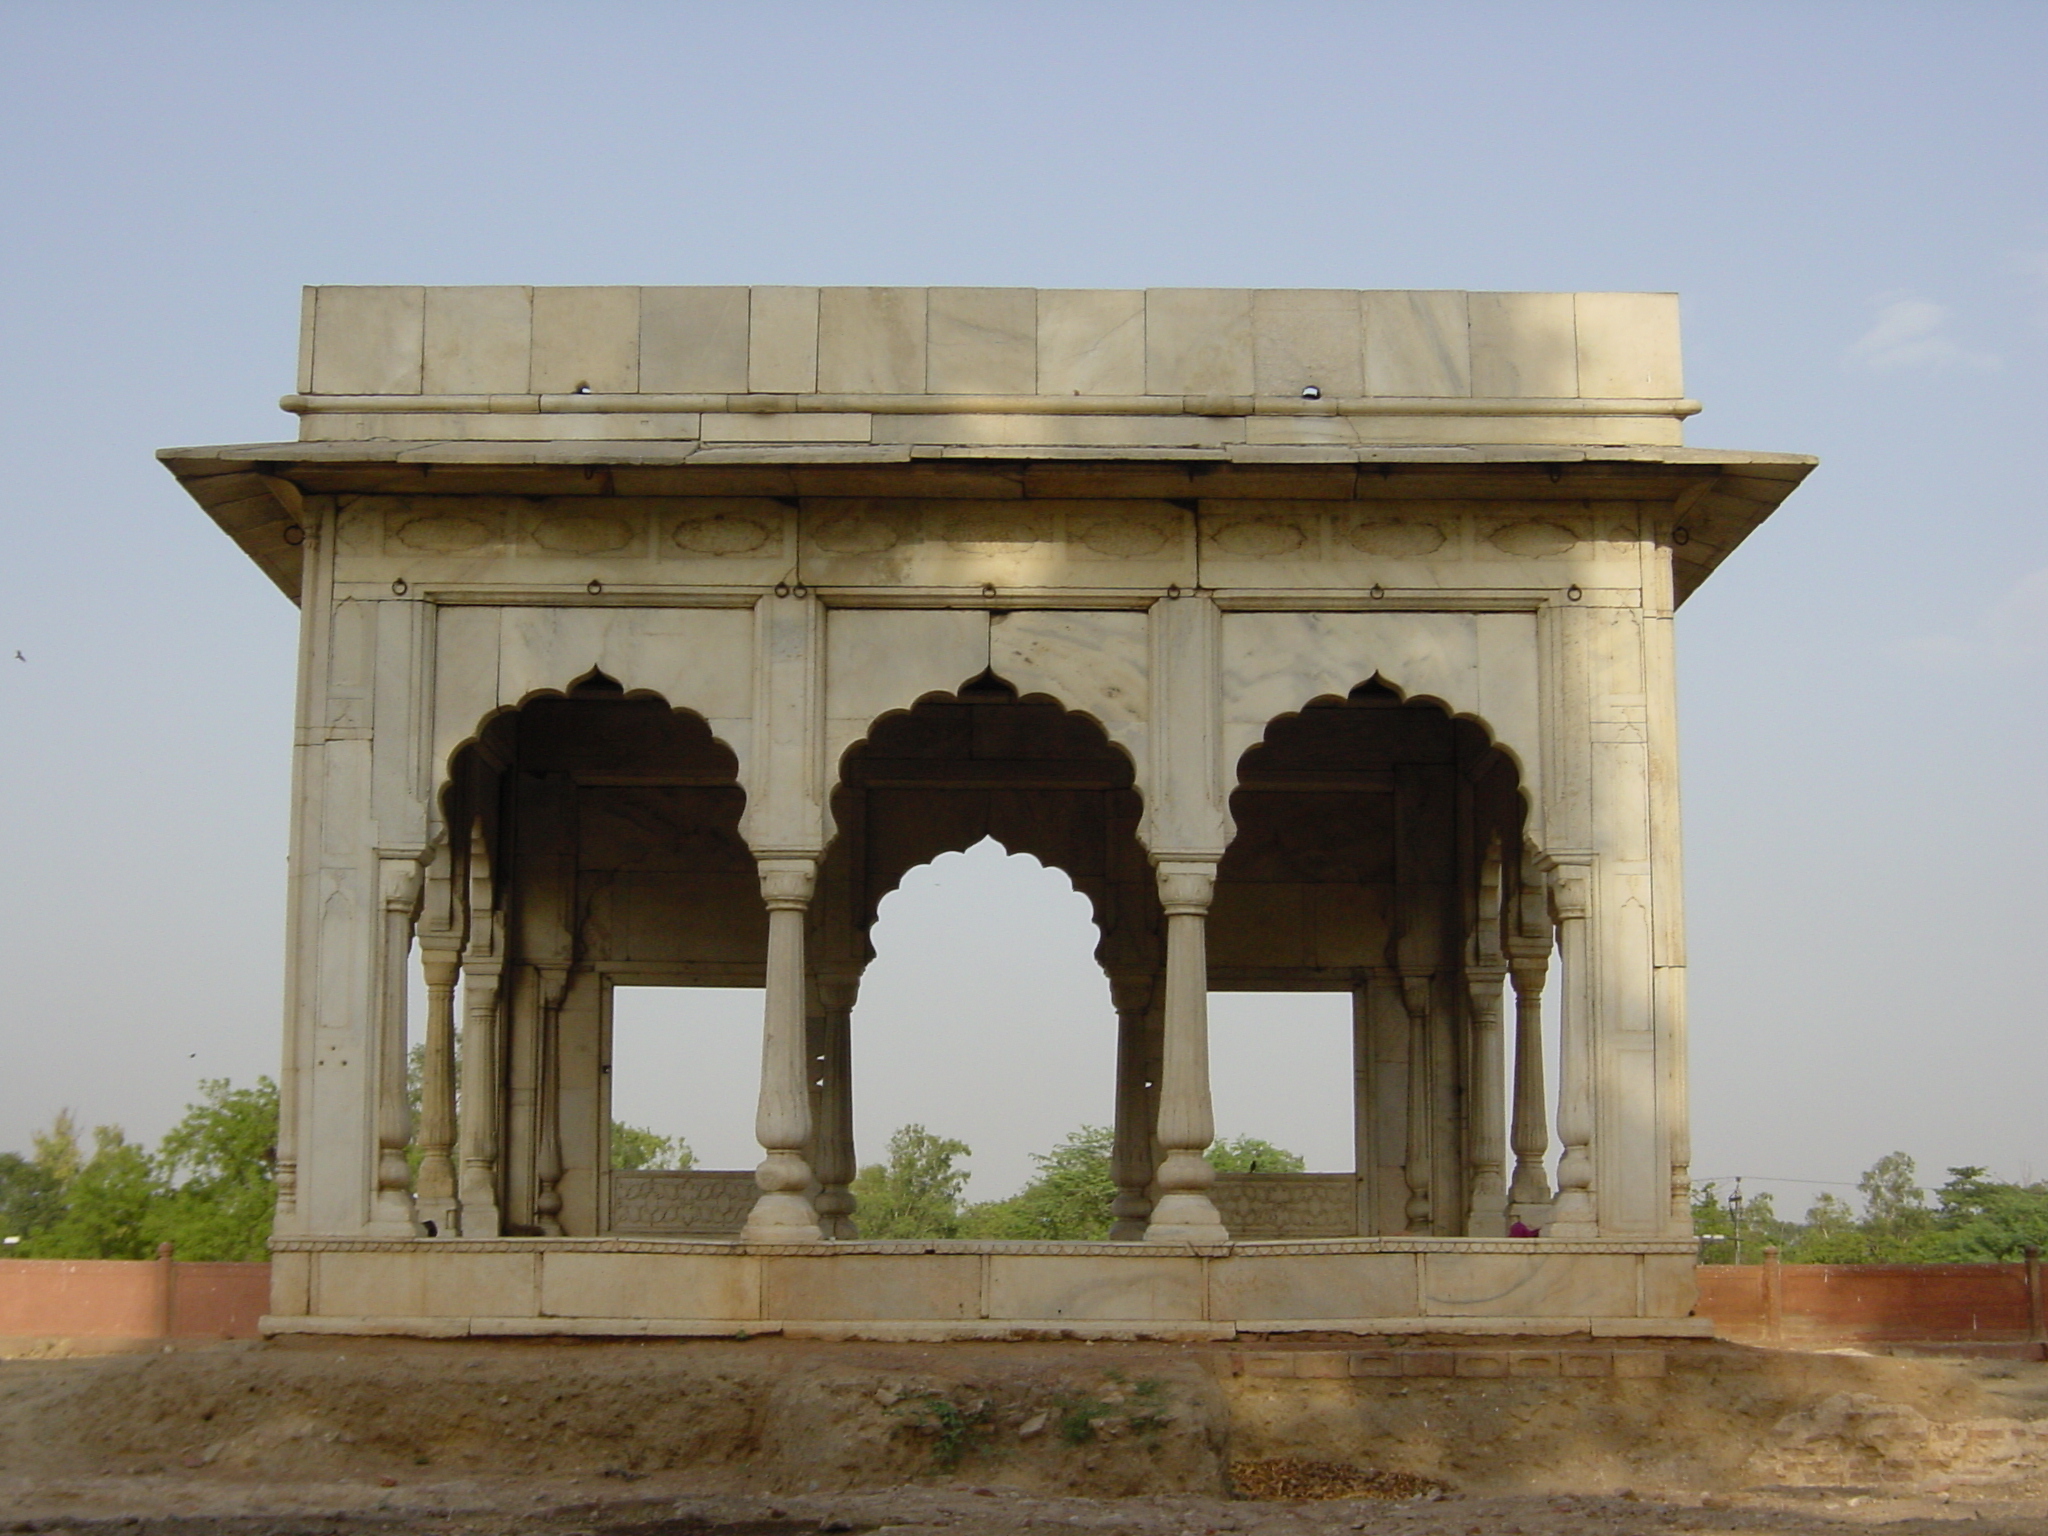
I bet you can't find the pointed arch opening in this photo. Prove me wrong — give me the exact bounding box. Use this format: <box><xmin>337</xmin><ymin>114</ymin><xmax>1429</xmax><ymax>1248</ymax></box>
<box><xmin>1212</xmin><ymin>677</ymin><xmax>1542</xmax><ymax>1238</ymax></box>
<box><xmin>814</xmin><ymin>673</ymin><xmax>1163</xmax><ymax>1237</ymax></box>
<box><xmin>432</xmin><ymin>686</ymin><xmax>763</xmax><ymax>1239</ymax></box>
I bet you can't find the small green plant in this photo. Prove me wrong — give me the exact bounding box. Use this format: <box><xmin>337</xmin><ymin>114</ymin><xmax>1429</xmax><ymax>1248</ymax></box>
<box><xmin>893</xmin><ymin>1392</ymin><xmax>993</xmax><ymax>1471</ymax></box>
<box><xmin>1052</xmin><ymin>1373</ymin><xmax>1172</xmax><ymax>1444</ymax></box>
<box><xmin>1126</xmin><ymin>1376</ymin><xmax>1170</xmax><ymax>1436</ymax></box>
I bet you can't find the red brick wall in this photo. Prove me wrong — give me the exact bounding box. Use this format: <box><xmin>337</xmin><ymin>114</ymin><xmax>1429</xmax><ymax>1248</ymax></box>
<box><xmin>1699</xmin><ymin>1262</ymin><xmax>2040</xmax><ymax>1343</ymax></box>
<box><xmin>0</xmin><ymin>1258</ymin><xmax>268</xmax><ymax>1340</ymax></box>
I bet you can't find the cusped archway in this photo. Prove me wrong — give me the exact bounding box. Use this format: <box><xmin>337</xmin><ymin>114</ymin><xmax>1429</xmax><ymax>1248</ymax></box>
<box><xmin>1211</xmin><ymin>679</ymin><xmax>1542</xmax><ymax>1239</ymax></box>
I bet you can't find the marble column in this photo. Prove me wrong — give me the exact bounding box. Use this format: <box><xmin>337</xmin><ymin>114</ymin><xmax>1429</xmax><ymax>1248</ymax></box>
<box><xmin>1109</xmin><ymin>974</ymin><xmax>1158</xmax><ymax>1241</ymax></box>
<box><xmin>368</xmin><ymin>856</ymin><xmax>422</xmax><ymax>1236</ymax></box>
<box><xmin>742</xmin><ymin>857</ymin><xmax>824</xmax><ymax>1243</ymax></box>
<box><xmin>1400</xmin><ymin>972</ymin><xmax>1434</xmax><ymax>1234</ymax></box>
<box><xmin>1547</xmin><ymin>861</ymin><xmax>1598</xmax><ymax>1237</ymax></box>
<box><xmin>456</xmin><ymin>955</ymin><xmax>504</xmax><ymax>1236</ymax></box>
<box><xmin>456</xmin><ymin>826</ymin><xmax>503</xmax><ymax>1238</ymax></box>
<box><xmin>1506</xmin><ymin>943</ymin><xmax>1553</xmax><ymax>1223</ymax></box>
<box><xmin>532</xmin><ymin>966</ymin><xmax>570</xmax><ymax>1237</ymax></box>
<box><xmin>811</xmin><ymin>974</ymin><xmax>859</xmax><ymax>1240</ymax></box>
<box><xmin>1143</xmin><ymin>861</ymin><xmax>1229</xmax><ymax>1244</ymax></box>
<box><xmin>1463</xmin><ymin>963</ymin><xmax>1509</xmax><ymax>1236</ymax></box>
<box><xmin>414</xmin><ymin>940</ymin><xmax>461</xmax><ymax>1235</ymax></box>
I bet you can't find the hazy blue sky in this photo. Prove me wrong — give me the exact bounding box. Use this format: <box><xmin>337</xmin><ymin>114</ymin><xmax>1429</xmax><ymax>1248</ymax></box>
<box><xmin>2</xmin><ymin>3</ymin><xmax>2042</xmax><ymax>1207</ymax></box>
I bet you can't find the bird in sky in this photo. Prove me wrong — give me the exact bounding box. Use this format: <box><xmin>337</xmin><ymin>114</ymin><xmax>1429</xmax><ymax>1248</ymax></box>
<box><xmin>12</xmin><ymin>652</ymin><xmax>22</xmax><ymax>662</ymax></box>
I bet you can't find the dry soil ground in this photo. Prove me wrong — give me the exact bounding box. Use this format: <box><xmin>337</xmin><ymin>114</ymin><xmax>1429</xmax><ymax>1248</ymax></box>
<box><xmin>4</xmin><ymin>1337</ymin><xmax>2047</xmax><ymax>1535</ymax></box>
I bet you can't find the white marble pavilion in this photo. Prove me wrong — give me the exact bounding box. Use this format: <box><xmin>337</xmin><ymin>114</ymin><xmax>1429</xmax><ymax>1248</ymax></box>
<box><xmin>163</xmin><ymin>286</ymin><xmax>1811</xmax><ymax>1339</ymax></box>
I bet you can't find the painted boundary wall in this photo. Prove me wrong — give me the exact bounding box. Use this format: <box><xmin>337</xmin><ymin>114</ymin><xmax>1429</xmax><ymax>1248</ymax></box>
<box><xmin>1699</xmin><ymin>1257</ymin><xmax>2048</xmax><ymax>1348</ymax></box>
<box><xmin>0</xmin><ymin>1256</ymin><xmax>269</xmax><ymax>1341</ymax></box>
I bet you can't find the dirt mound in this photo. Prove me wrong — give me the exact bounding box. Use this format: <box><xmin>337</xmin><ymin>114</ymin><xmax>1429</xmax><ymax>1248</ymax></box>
<box><xmin>0</xmin><ymin>1338</ymin><xmax>1229</xmax><ymax>1497</ymax></box>
<box><xmin>4</xmin><ymin>1335</ymin><xmax>2047</xmax><ymax>1511</ymax></box>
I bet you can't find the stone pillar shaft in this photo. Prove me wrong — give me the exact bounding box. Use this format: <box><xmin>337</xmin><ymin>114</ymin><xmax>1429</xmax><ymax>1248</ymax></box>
<box><xmin>1144</xmin><ymin>862</ymin><xmax>1229</xmax><ymax>1244</ymax></box>
<box><xmin>1109</xmin><ymin>976</ymin><xmax>1158</xmax><ymax>1241</ymax></box>
<box><xmin>743</xmin><ymin>858</ymin><xmax>823</xmax><ymax>1243</ymax></box>
<box><xmin>415</xmin><ymin>945</ymin><xmax>460</xmax><ymax>1233</ymax></box>
<box><xmin>1507</xmin><ymin>951</ymin><xmax>1552</xmax><ymax>1214</ymax></box>
<box><xmin>532</xmin><ymin>967</ymin><xmax>569</xmax><ymax>1237</ymax></box>
<box><xmin>369</xmin><ymin>856</ymin><xmax>420</xmax><ymax>1236</ymax></box>
<box><xmin>1464</xmin><ymin>967</ymin><xmax>1509</xmax><ymax>1236</ymax></box>
<box><xmin>1400</xmin><ymin>973</ymin><xmax>1433</xmax><ymax>1234</ymax></box>
<box><xmin>811</xmin><ymin>977</ymin><xmax>858</xmax><ymax>1240</ymax></box>
<box><xmin>456</xmin><ymin>957</ymin><xmax>503</xmax><ymax>1236</ymax></box>
<box><xmin>1548</xmin><ymin>862</ymin><xmax>1597</xmax><ymax>1236</ymax></box>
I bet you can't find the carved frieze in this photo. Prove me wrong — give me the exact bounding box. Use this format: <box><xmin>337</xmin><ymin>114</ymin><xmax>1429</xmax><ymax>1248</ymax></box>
<box><xmin>673</xmin><ymin>511</ymin><xmax>777</xmax><ymax>555</ymax></box>
<box><xmin>1346</xmin><ymin>520</ymin><xmax>1446</xmax><ymax>557</ymax></box>
<box><xmin>532</xmin><ymin>513</ymin><xmax>633</xmax><ymax>555</ymax></box>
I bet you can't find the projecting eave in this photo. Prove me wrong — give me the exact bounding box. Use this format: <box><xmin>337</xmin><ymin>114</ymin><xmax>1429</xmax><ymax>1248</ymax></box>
<box><xmin>159</xmin><ymin>440</ymin><xmax>1815</xmax><ymax>607</ymax></box>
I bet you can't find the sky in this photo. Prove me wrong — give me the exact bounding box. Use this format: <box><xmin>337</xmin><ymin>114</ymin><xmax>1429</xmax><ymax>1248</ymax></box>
<box><xmin>1</xmin><ymin>2</ymin><xmax>2043</xmax><ymax>1210</ymax></box>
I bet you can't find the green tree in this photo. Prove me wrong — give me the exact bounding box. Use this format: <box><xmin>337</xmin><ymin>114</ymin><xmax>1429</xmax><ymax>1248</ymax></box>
<box><xmin>1207</xmin><ymin>1135</ymin><xmax>1307</xmax><ymax>1173</ymax></box>
<box><xmin>150</xmin><ymin>1078</ymin><xmax>278</xmax><ymax>1260</ymax></box>
<box><xmin>1692</xmin><ymin>1183</ymin><xmax>1791</xmax><ymax>1263</ymax></box>
<box><xmin>610</xmin><ymin>1122</ymin><xmax>694</xmax><ymax>1171</ymax></box>
<box><xmin>852</xmin><ymin>1124</ymin><xmax>972</xmax><ymax>1237</ymax></box>
<box><xmin>1916</xmin><ymin>1167</ymin><xmax>2048</xmax><ymax>1262</ymax></box>
<box><xmin>32</xmin><ymin>1109</ymin><xmax>83</xmax><ymax>1186</ymax></box>
<box><xmin>1859</xmin><ymin>1151</ymin><xmax>1930</xmax><ymax>1245</ymax></box>
<box><xmin>961</xmin><ymin>1125</ymin><xmax>1117</xmax><ymax>1240</ymax></box>
<box><xmin>19</xmin><ymin>1125</ymin><xmax>158</xmax><ymax>1260</ymax></box>
<box><xmin>0</xmin><ymin>1153</ymin><xmax>63</xmax><ymax>1244</ymax></box>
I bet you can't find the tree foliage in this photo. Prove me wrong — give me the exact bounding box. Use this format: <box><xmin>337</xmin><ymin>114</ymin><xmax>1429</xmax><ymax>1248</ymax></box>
<box><xmin>960</xmin><ymin>1125</ymin><xmax>1118</xmax><ymax>1240</ymax></box>
<box><xmin>1697</xmin><ymin>1152</ymin><xmax>2048</xmax><ymax>1265</ymax></box>
<box><xmin>852</xmin><ymin>1123</ymin><xmax>974</xmax><ymax>1237</ymax></box>
<box><xmin>5</xmin><ymin>1079</ymin><xmax>278</xmax><ymax>1261</ymax></box>
<box><xmin>1206</xmin><ymin>1135</ymin><xmax>1307</xmax><ymax>1174</ymax></box>
<box><xmin>609</xmin><ymin>1122</ymin><xmax>694</xmax><ymax>1171</ymax></box>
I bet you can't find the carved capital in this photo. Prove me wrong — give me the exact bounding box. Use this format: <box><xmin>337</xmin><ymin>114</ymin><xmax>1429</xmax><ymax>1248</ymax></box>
<box><xmin>1108</xmin><ymin>973</ymin><xmax>1157</xmax><ymax>1016</ymax></box>
<box><xmin>1155</xmin><ymin>859</ymin><xmax>1217</xmax><ymax>915</ymax></box>
<box><xmin>1400</xmin><ymin>972</ymin><xmax>1433</xmax><ymax>1021</ymax></box>
<box><xmin>1546</xmin><ymin>857</ymin><xmax>1594</xmax><ymax>921</ymax></box>
<box><xmin>815</xmin><ymin>972</ymin><xmax>861</xmax><ymax>1012</ymax></box>
<box><xmin>756</xmin><ymin>856</ymin><xmax>818</xmax><ymax>910</ymax></box>
<box><xmin>379</xmin><ymin>853</ymin><xmax>425</xmax><ymax>913</ymax></box>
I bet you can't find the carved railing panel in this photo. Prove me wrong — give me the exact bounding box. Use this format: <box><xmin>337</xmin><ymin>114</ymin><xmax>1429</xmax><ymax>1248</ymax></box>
<box><xmin>1211</xmin><ymin>1172</ymin><xmax>1360</xmax><ymax>1240</ymax></box>
<box><xmin>609</xmin><ymin>1170</ymin><xmax>758</xmax><ymax>1236</ymax></box>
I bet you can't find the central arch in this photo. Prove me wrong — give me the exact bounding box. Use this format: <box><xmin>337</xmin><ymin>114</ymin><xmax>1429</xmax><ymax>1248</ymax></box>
<box><xmin>810</xmin><ymin>673</ymin><xmax>1164</xmax><ymax>1237</ymax></box>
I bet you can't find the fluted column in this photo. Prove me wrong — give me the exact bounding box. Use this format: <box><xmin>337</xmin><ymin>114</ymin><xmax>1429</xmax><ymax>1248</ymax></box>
<box><xmin>743</xmin><ymin>857</ymin><xmax>823</xmax><ymax>1243</ymax></box>
<box><xmin>1400</xmin><ymin>972</ymin><xmax>1434</xmax><ymax>1234</ymax></box>
<box><xmin>1109</xmin><ymin>974</ymin><xmax>1158</xmax><ymax>1241</ymax></box>
<box><xmin>1464</xmin><ymin>964</ymin><xmax>1509</xmax><ymax>1236</ymax></box>
<box><xmin>1144</xmin><ymin>861</ymin><xmax>1229</xmax><ymax>1244</ymax></box>
<box><xmin>811</xmin><ymin>974</ymin><xmax>859</xmax><ymax>1240</ymax></box>
<box><xmin>1547</xmin><ymin>861</ymin><xmax>1598</xmax><ymax>1236</ymax></box>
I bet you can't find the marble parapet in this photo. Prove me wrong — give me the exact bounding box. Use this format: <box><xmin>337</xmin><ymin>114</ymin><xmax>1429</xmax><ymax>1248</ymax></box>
<box><xmin>285</xmin><ymin>287</ymin><xmax>1694</xmax><ymax>450</ymax></box>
